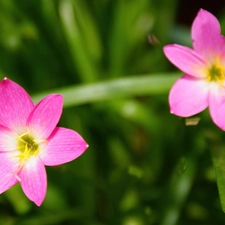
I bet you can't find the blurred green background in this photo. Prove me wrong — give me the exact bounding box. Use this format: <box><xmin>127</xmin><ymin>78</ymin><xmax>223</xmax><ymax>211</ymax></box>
<box><xmin>1</xmin><ymin>0</ymin><xmax>225</xmax><ymax>224</ymax></box>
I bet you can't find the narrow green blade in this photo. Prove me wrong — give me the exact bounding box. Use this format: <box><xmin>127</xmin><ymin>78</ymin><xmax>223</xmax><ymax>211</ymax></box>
<box><xmin>32</xmin><ymin>72</ymin><xmax>180</xmax><ymax>107</ymax></box>
<box><xmin>211</xmin><ymin>146</ymin><xmax>225</xmax><ymax>212</ymax></box>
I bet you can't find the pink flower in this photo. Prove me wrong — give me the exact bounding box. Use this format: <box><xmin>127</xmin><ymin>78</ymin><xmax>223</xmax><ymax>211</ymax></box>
<box><xmin>0</xmin><ymin>78</ymin><xmax>88</xmax><ymax>206</ymax></box>
<box><xmin>163</xmin><ymin>9</ymin><xmax>225</xmax><ymax>130</ymax></box>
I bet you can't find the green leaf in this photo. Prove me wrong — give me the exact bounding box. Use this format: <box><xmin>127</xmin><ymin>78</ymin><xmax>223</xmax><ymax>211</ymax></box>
<box><xmin>160</xmin><ymin>156</ymin><xmax>197</xmax><ymax>225</ymax></box>
<box><xmin>211</xmin><ymin>146</ymin><xmax>225</xmax><ymax>212</ymax></box>
<box><xmin>59</xmin><ymin>0</ymin><xmax>98</xmax><ymax>82</ymax></box>
<box><xmin>32</xmin><ymin>72</ymin><xmax>180</xmax><ymax>107</ymax></box>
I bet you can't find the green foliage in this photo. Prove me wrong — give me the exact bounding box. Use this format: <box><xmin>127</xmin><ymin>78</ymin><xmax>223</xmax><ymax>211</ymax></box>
<box><xmin>1</xmin><ymin>0</ymin><xmax>225</xmax><ymax>224</ymax></box>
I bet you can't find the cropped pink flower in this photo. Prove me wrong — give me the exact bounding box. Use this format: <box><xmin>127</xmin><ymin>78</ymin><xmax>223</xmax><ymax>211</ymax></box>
<box><xmin>0</xmin><ymin>78</ymin><xmax>88</xmax><ymax>206</ymax></box>
<box><xmin>163</xmin><ymin>9</ymin><xmax>225</xmax><ymax>130</ymax></box>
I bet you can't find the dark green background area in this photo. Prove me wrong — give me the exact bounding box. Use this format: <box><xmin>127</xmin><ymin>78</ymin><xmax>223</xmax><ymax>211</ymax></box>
<box><xmin>1</xmin><ymin>0</ymin><xmax>225</xmax><ymax>224</ymax></box>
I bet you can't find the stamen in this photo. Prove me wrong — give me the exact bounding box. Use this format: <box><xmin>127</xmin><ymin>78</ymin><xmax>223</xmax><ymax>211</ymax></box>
<box><xmin>15</xmin><ymin>132</ymin><xmax>29</xmax><ymax>144</ymax></box>
<box><xmin>33</xmin><ymin>139</ymin><xmax>47</xmax><ymax>144</ymax></box>
<box><xmin>15</xmin><ymin>131</ymin><xmax>46</xmax><ymax>165</ymax></box>
<box><xmin>206</xmin><ymin>56</ymin><xmax>225</xmax><ymax>83</ymax></box>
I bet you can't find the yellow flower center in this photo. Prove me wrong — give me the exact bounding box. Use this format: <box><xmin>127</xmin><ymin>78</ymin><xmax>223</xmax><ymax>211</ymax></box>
<box><xmin>206</xmin><ymin>57</ymin><xmax>225</xmax><ymax>82</ymax></box>
<box><xmin>16</xmin><ymin>132</ymin><xmax>45</xmax><ymax>163</ymax></box>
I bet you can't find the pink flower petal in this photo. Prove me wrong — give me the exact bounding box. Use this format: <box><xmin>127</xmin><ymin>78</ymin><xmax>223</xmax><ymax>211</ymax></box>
<box><xmin>0</xmin><ymin>78</ymin><xmax>34</xmax><ymax>131</ymax></box>
<box><xmin>27</xmin><ymin>94</ymin><xmax>63</xmax><ymax>140</ymax></box>
<box><xmin>40</xmin><ymin>127</ymin><xmax>88</xmax><ymax>166</ymax></box>
<box><xmin>169</xmin><ymin>74</ymin><xmax>209</xmax><ymax>117</ymax></box>
<box><xmin>191</xmin><ymin>9</ymin><xmax>225</xmax><ymax>58</ymax></box>
<box><xmin>0</xmin><ymin>125</ymin><xmax>18</xmax><ymax>152</ymax></box>
<box><xmin>209</xmin><ymin>84</ymin><xmax>225</xmax><ymax>130</ymax></box>
<box><xmin>0</xmin><ymin>152</ymin><xmax>18</xmax><ymax>194</ymax></box>
<box><xmin>19</xmin><ymin>157</ymin><xmax>47</xmax><ymax>206</ymax></box>
<box><xmin>163</xmin><ymin>44</ymin><xmax>207</xmax><ymax>78</ymax></box>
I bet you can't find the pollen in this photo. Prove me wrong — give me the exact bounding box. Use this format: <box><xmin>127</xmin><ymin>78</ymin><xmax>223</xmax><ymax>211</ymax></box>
<box><xmin>206</xmin><ymin>57</ymin><xmax>225</xmax><ymax>82</ymax></box>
